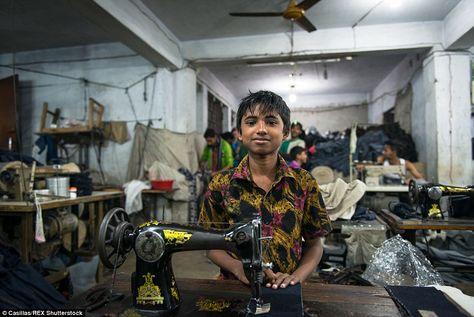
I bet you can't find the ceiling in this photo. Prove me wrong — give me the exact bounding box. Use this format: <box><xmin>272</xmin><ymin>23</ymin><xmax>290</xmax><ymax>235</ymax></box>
<box><xmin>143</xmin><ymin>0</ymin><xmax>460</xmax><ymax>41</ymax></box>
<box><xmin>0</xmin><ymin>0</ymin><xmax>469</xmax><ymax>105</ymax></box>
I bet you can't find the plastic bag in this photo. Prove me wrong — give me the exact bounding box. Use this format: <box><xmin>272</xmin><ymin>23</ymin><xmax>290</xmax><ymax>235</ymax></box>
<box><xmin>361</xmin><ymin>235</ymin><xmax>444</xmax><ymax>287</ymax></box>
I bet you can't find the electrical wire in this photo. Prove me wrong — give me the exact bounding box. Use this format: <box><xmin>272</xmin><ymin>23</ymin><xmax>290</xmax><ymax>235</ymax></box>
<box><xmin>352</xmin><ymin>0</ymin><xmax>385</xmax><ymax>29</ymax></box>
<box><xmin>125</xmin><ymin>89</ymin><xmax>139</xmax><ymax>122</ymax></box>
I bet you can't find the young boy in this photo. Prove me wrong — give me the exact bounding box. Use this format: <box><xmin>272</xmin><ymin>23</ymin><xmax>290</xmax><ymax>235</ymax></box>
<box><xmin>198</xmin><ymin>90</ymin><xmax>332</xmax><ymax>289</ymax></box>
<box><xmin>288</xmin><ymin>146</ymin><xmax>308</xmax><ymax>170</ymax></box>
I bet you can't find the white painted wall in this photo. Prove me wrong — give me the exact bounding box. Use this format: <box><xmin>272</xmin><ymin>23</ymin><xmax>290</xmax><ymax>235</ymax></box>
<box><xmin>0</xmin><ymin>43</ymin><xmax>205</xmax><ymax>185</ymax></box>
<box><xmin>368</xmin><ymin>54</ymin><xmax>423</xmax><ymax>124</ymax></box>
<box><xmin>287</xmin><ymin>93</ymin><xmax>368</xmax><ymax>109</ymax></box>
<box><xmin>195</xmin><ymin>67</ymin><xmax>239</xmax><ymax>132</ymax></box>
<box><xmin>291</xmin><ymin>103</ymin><xmax>368</xmax><ymax>136</ymax></box>
<box><xmin>410</xmin><ymin>69</ymin><xmax>427</xmax><ymax>164</ymax></box>
<box><xmin>170</xmin><ymin>68</ymin><xmax>197</xmax><ymax>133</ymax></box>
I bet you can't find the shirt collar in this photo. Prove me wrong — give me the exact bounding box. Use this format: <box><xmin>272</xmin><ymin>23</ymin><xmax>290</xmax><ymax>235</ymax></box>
<box><xmin>232</xmin><ymin>154</ymin><xmax>296</xmax><ymax>183</ymax></box>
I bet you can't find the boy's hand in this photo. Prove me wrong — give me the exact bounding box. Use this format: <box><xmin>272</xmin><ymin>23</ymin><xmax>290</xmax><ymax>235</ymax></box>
<box><xmin>231</xmin><ymin>263</ymin><xmax>250</xmax><ymax>285</ymax></box>
<box><xmin>264</xmin><ymin>269</ymin><xmax>300</xmax><ymax>289</ymax></box>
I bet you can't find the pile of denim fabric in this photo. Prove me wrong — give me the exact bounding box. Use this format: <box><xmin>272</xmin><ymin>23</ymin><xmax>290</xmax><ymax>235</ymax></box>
<box><xmin>307</xmin><ymin>123</ymin><xmax>418</xmax><ymax>176</ymax></box>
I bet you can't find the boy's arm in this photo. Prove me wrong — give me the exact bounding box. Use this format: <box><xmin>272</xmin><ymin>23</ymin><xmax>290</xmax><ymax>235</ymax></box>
<box><xmin>207</xmin><ymin>250</ymin><xmax>249</xmax><ymax>285</ymax></box>
<box><xmin>264</xmin><ymin>238</ymin><xmax>323</xmax><ymax>289</ymax></box>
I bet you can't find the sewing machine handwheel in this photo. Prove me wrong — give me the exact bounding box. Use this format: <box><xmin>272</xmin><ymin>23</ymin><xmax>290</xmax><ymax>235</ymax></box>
<box><xmin>98</xmin><ymin>207</ymin><xmax>134</xmax><ymax>269</ymax></box>
<box><xmin>408</xmin><ymin>179</ymin><xmax>419</xmax><ymax>204</ymax></box>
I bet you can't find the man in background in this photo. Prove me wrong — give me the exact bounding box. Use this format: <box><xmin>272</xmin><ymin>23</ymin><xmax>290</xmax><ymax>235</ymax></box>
<box><xmin>200</xmin><ymin>128</ymin><xmax>233</xmax><ymax>173</ymax></box>
<box><xmin>377</xmin><ymin>140</ymin><xmax>423</xmax><ymax>181</ymax></box>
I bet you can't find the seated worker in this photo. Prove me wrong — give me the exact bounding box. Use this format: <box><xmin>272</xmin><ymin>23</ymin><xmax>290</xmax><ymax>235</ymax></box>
<box><xmin>279</xmin><ymin>121</ymin><xmax>306</xmax><ymax>159</ymax></box>
<box><xmin>288</xmin><ymin>146</ymin><xmax>308</xmax><ymax>170</ymax></box>
<box><xmin>199</xmin><ymin>90</ymin><xmax>332</xmax><ymax>289</ymax></box>
<box><xmin>200</xmin><ymin>128</ymin><xmax>234</xmax><ymax>173</ymax></box>
<box><xmin>377</xmin><ymin>140</ymin><xmax>423</xmax><ymax>181</ymax></box>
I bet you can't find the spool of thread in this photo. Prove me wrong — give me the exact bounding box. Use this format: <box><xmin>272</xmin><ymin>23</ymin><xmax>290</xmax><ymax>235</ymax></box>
<box><xmin>69</xmin><ymin>186</ymin><xmax>77</xmax><ymax>198</ymax></box>
<box><xmin>46</xmin><ymin>177</ymin><xmax>70</xmax><ymax>197</ymax></box>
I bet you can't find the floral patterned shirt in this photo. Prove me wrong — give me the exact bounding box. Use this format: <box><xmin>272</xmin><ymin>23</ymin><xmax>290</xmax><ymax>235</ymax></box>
<box><xmin>198</xmin><ymin>155</ymin><xmax>332</xmax><ymax>274</ymax></box>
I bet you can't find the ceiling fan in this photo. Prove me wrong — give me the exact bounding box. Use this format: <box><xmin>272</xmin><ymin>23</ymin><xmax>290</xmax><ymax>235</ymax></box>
<box><xmin>229</xmin><ymin>0</ymin><xmax>321</xmax><ymax>33</ymax></box>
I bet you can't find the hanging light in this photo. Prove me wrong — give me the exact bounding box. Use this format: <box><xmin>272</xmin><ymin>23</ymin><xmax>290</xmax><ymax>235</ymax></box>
<box><xmin>388</xmin><ymin>0</ymin><xmax>402</xmax><ymax>9</ymax></box>
<box><xmin>289</xmin><ymin>84</ymin><xmax>297</xmax><ymax>103</ymax></box>
<box><xmin>289</xmin><ymin>93</ymin><xmax>297</xmax><ymax>103</ymax></box>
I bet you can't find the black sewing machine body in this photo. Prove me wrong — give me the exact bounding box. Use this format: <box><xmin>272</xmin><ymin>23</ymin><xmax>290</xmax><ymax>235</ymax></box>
<box><xmin>98</xmin><ymin>208</ymin><xmax>270</xmax><ymax>316</ymax></box>
<box><xmin>409</xmin><ymin>180</ymin><xmax>474</xmax><ymax>218</ymax></box>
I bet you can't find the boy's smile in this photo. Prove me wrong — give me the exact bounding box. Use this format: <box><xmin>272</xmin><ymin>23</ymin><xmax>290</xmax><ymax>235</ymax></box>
<box><xmin>240</xmin><ymin>105</ymin><xmax>288</xmax><ymax>156</ymax></box>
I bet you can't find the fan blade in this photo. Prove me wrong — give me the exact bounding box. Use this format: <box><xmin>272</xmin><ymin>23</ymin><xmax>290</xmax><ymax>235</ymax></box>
<box><xmin>229</xmin><ymin>12</ymin><xmax>283</xmax><ymax>17</ymax></box>
<box><xmin>295</xmin><ymin>15</ymin><xmax>317</xmax><ymax>32</ymax></box>
<box><xmin>297</xmin><ymin>0</ymin><xmax>321</xmax><ymax>11</ymax></box>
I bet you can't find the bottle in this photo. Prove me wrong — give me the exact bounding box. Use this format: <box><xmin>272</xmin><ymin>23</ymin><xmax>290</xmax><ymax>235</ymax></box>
<box><xmin>69</xmin><ymin>186</ymin><xmax>77</xmax><ymax>198</ymax></box>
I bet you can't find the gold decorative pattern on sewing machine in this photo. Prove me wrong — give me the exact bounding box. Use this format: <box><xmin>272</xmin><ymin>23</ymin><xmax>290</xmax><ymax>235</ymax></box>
<box><xmin>171</xmin><ymin>287</ymin><xmax>179</xmax><ymax>301</ymax></box>
<box><xmin>170</xmin><ymin>278</ymin><xmax>179</xmax><ymax>301</ymax></box>
<box><xmin>163</xmin><ymin>229</ymin><xmax>192</xmax><ymax>245</ymax></box>
<box><xmin>439</xmin><ymin>186</ymin><xmax>473</xmax><ymax>194</ymax></box>
<box><xmin>137</xmin><ymin>273</ymin><xmax>164</xmax><ymax>305</ymax></box>
<box><xmin>138</xmin><ymin>220</ymin><xmax>161</xmax><ymax>228</ymax></box>
<box><xmin>196</xmin><ymin>298</ymin><xmax>232</xmax><ymax>312</ymax></box>
<box><xmin>428</xmin><ymin>204</ymin><xmax>442</xmax><ymax>218</ymax></box>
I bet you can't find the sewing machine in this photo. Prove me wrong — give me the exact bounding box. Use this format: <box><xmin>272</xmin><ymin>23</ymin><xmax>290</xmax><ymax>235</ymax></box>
<box><xmin>409</xmin><ymin>180</ymin><xmax>474</xmax><ymax>218</ymax></box>
<box><xmin>98</xmin><ymin>207</ymin><xmax>272</xmax><ymax>316</ymax></box>
<box><xmin>363</xmin><ymin>165</ymin><xmax>406</xmax><ymax>186</ymax></box>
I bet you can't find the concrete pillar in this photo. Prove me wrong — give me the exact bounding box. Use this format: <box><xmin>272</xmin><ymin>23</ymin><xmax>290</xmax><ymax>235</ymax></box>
<box><xmin>196</xmin><ymin>83</ymin><xmax>204</xmax><ymax>133</ymax></box>
<box><xmin>170</xmin><ymin>68</ymin><xmax>197</xmax><ymax>133</ymax></box>
<box><xmin>422</xmin><ymin>51</ymin><xmax>472</xmax><ymax>185</ymax></box>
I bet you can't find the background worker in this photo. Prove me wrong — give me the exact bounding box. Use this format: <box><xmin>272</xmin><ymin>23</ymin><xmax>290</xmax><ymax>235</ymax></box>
<box><xmin>288</xmin><ymin>146</ymin><xmax>308</xmax><ymax>170</ymax></box>
<box><xmin>280</xmin><ymin>121</ymin><xmax>306</xmax><ymax>159</ymax></box>
<box><xmin>199</xmin><ymin>90</ymin><xmax>332</xmax><ymax>289</ymax></box>
<box><xmin>200</xmin><ymin>128</ymin><xmax>234</xmax><ymax>173</ymax></box>
<box><xmin>377</xmin><ymin>140</ymin><xmax>423</xmax><ymax>181</ymax></box>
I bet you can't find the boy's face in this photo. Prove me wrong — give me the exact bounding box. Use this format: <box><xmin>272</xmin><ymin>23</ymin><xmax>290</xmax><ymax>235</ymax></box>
<box><xmin>239</xmin><ymin>105</ymin><xmax>288</xmax><ymax>156</ymax></box>
<box><xmin>297</xmin><ymin>151</ymin><xmax>308</xmax><ymax>164</ymax></box>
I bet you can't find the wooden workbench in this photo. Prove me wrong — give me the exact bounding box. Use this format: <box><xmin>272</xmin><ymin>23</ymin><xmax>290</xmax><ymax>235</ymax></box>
<box><xmin>375</xmin><ymin>208</ymin><xmax>474</xmax><ymax>243</ymax></box>
<box><xmin>70</xmin><ymin>273</ymin><xmax>400</xmax><ymax>316</ymax></box>
<box><xmin>0</xmin><ymin>191</ymin><xmax>123</xmax><ymax>263</ymax></box>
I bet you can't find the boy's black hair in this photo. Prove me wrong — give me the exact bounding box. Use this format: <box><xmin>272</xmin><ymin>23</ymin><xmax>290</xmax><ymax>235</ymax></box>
<box><xmin>290</xmin><ymin>146</ymin><xmax>305</xmax><ymax>161</ymax></box>
<box><xmin>204</xmin><ymin>128</ymin><xmax>216</xmax><ymax>138</ymax></box>
<box><xmin>236</xmin><ymin>90</ymin><xmax>290</xmax><ymax>134</ymax></box>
